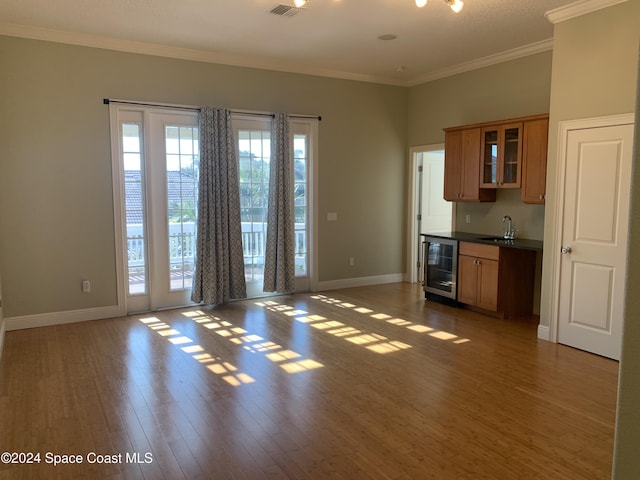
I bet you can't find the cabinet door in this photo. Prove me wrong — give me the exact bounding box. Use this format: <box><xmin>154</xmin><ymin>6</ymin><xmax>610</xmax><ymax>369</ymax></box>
<box><xmin>457</xmin><ymin>254</ymin><xmax>479</xmax><ymax>305</ymax></box>
<box><xmin>480</xmin><ymin>127</ymin><xmax>499</xmax><ymax>187</ymax></box>
<box><xmin>444</xmin><ymin>130</ymin><xmax>463</xmax><ymax>201</ymax></box>
<box><xmin>459</xmin><ymin>128</ymin><xmax>483</xmax><ymax>200</ymax></box>
<box><xmin>443</xmin><ymin>128</ymin><xmax>496</xmax><ymax>202</ymax></box>
<box><xmin>477</xmin><ymin>258</ymin><xmax>499</xmax><ymax>311</ymax></box>
<box><xmin>521</xmin><ymin>117</ymin><xmax>549</xmax><ymax>204</ymax></box>
<box><xmin>480</xmin><ymin>123</ymin><xmax>523</xmax><ymax>188</ymax></box>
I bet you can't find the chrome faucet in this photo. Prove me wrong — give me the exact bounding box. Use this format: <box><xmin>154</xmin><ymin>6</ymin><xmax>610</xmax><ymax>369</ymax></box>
<box><xmin>502</xmin><ymin>215</ymin><xmax>516</xmax><ymax>240</ymax></box>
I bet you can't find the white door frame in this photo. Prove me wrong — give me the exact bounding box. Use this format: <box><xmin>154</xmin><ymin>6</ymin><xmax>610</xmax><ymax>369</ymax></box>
<box><xmin>406</xmin><ymin>143</ymin><xmax>455</xmax><ymax>283</ymax></box>
<box><xmin>548</xmin><ymin>112</ymin><xmax>635</xmax><ymax>344</ymax></box>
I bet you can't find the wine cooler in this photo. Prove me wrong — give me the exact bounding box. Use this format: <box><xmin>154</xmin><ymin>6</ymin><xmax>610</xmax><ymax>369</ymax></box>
<box><xmin>421</xmin><ymin>236</ymin><xmax>458</xmax><ymax>301</ymax></box>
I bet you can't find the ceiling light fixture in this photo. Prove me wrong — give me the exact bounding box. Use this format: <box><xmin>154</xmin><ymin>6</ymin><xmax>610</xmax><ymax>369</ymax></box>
<box><xmin>294</xmin><ymin>0</ymin><xmax>308</xmax><ymax>7</ymax></box>
<box><xmin>415</xmin><ymin>0</ymin><xmax>464</xmax><ymax>12</ymax></box>
<box><xmin>445</xmin><ymin>0</ymin><xmax>464</xmax><ymax>13</ymax></box>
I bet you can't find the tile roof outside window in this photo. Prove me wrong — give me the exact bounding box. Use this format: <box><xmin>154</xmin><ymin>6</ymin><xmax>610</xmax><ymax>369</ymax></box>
<box><xmin>125</xmin><ymin>170</ymin><xmax>197</xmax><ymax>225</ymax></box>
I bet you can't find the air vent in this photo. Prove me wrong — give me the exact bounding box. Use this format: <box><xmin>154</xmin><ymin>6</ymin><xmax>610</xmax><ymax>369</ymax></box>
<box><xmin>270</xmin><ymin>4</ymin><xmax>303</xmax><ymax>17</ymax></box>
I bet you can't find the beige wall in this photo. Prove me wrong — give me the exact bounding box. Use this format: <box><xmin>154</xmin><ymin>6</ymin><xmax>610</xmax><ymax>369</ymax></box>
<box><xmin>408</xmin><ymin>52</ymin><xmax>552</xmax><ymax>240</ymax></box>
<box><xmin>534</xmin><ymin>1</ymin><xmax>640</xmax><ymax>476</ymax></box>
<box><xmin>615</xmin><ymin>78</ymin><xmax>640</xmax><ymax>480</ymax></box>
<box><xmin>0</xmin><ymin>36</ymin><xmax>407</xmax><ymax>318</ymax></box>
<box><xmin>614</xmin><ymin>7</ymin><xmax>640</xmax><ymax>478</ymax></box>
<box><xmin>540</xmin><ymin>1</ymin><xmax>640</xmax><ymax>329</ymax></box>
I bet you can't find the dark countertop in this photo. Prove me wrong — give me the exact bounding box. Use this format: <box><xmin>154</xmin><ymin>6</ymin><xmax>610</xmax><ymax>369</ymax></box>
<box><xmin>420</xmin><ymin>231</ymin><xmax>543</xmax><ymax>251</ymax></box>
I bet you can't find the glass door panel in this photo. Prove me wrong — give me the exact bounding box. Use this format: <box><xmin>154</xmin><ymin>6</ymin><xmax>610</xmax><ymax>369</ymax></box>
<box><xmin>482</xmin><ymin>129</ymin><xmax>498</xmax><ymax>186</ymax></box>
<box><xmin>293</xmin><ymin>132</ymin><xmax>308</xmax><ymax>278</ymax></box>
<box><xmin>480</xmin><ymin>123</ymin><xmax>522</xmax><ymax>188</ymax></box>
<box><xmin>503</xmin><ymin>127</ymin><xmax>520</xmax><ymax>185</ymax></box>
<box><xmin>236</xmin><ymin>120</ymin><xmax>271</xmax><ymax>297</ymax></box>
<box><xmin>423</xmin><ymin>238</ymin><xmax>458</xmax><ymax>300</ymax></box>
<box><xmin>165</xmin><ymin>125</ymin><xmax>199</xmax><ymax>292</ymax></box>
<box><xmin>291</xmin><ymin>120</ymin><xmax>312</xmax><ymax>291</ymax></box>
<box><xmin>122</xmin><ymin>122</ymin><xmax>147</xmax><ymax>296</ymax></box>
<box><xmin>148</xmin><ymin>112</ymin><xmax>199</xmax><ymax>309</ymax></box>
<box><xmin>233</xmin><ymin>117</ymin><xmax>313</xmax><ymax>296</ymax></box>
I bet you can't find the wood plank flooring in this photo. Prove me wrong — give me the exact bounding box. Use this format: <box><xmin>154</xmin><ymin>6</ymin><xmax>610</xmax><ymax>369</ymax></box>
<box><xmin>0</xmin><ymin>283</ymin><xmax>619</xmax><ymax>479</ymax></box>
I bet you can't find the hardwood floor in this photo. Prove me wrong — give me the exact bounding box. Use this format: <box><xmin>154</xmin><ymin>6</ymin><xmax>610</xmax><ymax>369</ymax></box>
<box><xmin>0</xmin><ymin>283</ymin><xmax>618</xmax><ymax>479</ymax></box>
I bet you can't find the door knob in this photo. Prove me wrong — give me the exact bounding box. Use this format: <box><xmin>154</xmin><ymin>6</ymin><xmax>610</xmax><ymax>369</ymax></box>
<box><xmin>561</xmin><ymin>246</ymin><xmax>572</xmax><ymax>254</ymax></box>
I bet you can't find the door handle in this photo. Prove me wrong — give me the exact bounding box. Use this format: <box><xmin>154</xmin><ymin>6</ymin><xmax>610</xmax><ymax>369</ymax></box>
<box><xmin>561</xmin><ymin>246</ymin><xmax>572</xmax><ymax>255</ymax></box>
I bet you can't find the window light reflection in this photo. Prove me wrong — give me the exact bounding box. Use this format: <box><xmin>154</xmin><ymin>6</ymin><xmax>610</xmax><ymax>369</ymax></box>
<box><xmin>181</xmin><ymin>310</ymin><xmax>324</xmax><ymax>375</ymax></box>
<box><xmin>137</xmin><ymin>316</ymin><xmax>255</xmax><ymax>386</ymax></box>
<box><xmin>309</xmin><ymin>294</ymin><xmax>470</xmax><ymax>345</ymax></box>
<box><xmin>259</xmin><ymin>300</ymin><xmax>413</xmax><ymax>355</ymax></box>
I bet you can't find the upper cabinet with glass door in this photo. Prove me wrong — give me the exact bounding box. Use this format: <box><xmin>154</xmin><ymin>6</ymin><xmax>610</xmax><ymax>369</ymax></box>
<box><xmin>480</xmin><ymin>122</ymin><xmax>523</xmax><ymax>188</ymax></box>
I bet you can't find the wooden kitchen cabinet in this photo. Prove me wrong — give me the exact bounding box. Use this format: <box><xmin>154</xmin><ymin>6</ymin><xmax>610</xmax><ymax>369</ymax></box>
<box><xmin>480</xmin><ymin>122</ymin><xmax>523</xmax><ymax>188</ymax></box>
<box><xmin>458</xmin><ymin>241</ymin><xmax>536</xmax><ymax>318</ymax></box>
<box><xmin>458</xmin><ymin>242</ymin><xmax>500</xmax><ymax>311</ymax></box>
<box><xmin>443</xmin><ymin>128</ymin><xmax>496</xmax><ymax>202</ymax></box>
<box><xmin>521</xmin><ymin>116</ymin><xmax>549</xmax><ymax>204</ymax></box>
<box><xmin>443</xmin><ymin>114</ymin><xmax>548</xmax><ymax>204</ymax></box>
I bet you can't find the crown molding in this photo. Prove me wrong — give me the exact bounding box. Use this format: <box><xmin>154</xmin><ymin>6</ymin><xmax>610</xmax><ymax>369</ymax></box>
<box><xmin>0</xmin><ymin>22</ymin><xmax>408</xmax><ymax>86</ymax></box>
<box><xmin>0</xmin><ymin>21</ymin><xmax>553</xmax><ymax>88</ymax></box>
<box><xmin>407</xmin><ymin>38</ymin><xmax>554</xmax><ymax>87</ymax></box>
<box><xmin>545</xmin><ymin>0</ymin><xmax>630</xmax><ymax>24</ymax></box>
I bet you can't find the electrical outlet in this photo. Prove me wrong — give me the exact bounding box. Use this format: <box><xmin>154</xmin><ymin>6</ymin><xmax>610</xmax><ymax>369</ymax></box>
<box><xmin>82</xmin><ymin>280</ymin><xmax>91</xmax><ymax>294</ymax></box>
<box><xmin>465</xmin><ymin>214</ymin><xmax>471</xmax><ymax>224</ymax></box>
<box><xmin>349</xmin><ymin>257</ymin><xmax>355</xmax><ymax>267</ymax></box>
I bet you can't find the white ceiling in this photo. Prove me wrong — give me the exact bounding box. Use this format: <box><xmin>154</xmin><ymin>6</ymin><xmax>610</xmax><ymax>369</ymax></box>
<box><xmin>0</xmin><ymin>0</ymin><xmax>584</xmax><ymax>86</ymax></box>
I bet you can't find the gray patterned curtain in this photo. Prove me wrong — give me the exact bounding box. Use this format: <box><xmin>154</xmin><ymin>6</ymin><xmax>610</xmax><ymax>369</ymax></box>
<box><xmin>263</xmin><ymin>113</ymin><xmax>295</xmax><ymax>293</ymax></box>
<box><xmin>191</xmin><ymin>106</ymin><xmax>247</xmax><ymax>305</ymax></box>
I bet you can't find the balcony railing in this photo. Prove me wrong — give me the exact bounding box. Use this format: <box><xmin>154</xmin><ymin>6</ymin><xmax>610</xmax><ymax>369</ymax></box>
<box><xmin>126</xmin><ymin>222</ymin><xmax>307</xmax><ymax>289</ymax></box>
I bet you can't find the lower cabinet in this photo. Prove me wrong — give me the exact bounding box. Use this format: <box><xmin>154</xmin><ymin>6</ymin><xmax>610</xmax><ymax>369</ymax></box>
<box><xmin>457</xmin><ymin>241</ymin><xmax>536</xmax><ymax>318</ymax></box>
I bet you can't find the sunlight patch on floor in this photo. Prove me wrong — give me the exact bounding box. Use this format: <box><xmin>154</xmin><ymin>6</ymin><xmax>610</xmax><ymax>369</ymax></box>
<box><xmin>261</xmin><ymin>300</ymin><xmax>414</xmax><ymax>355</ymax></box>
<box><xmin>367</xmin><ymin>341</ymin><xmax>412</xmax><ymax>354</ymax></box>
<box><xmin>310</xmin><ymin>294</ymin><xmax>470</xmax><ymax>344</ymax></box>
<box><xmin>137</xmin><ymin>315</ymin><xmax>255</xmax><ymax>386</ymax></box>
<box><xmin>280</xmin><ymin>359</ymin><xmax>323</xmax><ymax>373</ymax></box>
<box><xmin>182</xmin><ymin>310</ymin><xmax>324</xmax><ymax>375</ymax></box>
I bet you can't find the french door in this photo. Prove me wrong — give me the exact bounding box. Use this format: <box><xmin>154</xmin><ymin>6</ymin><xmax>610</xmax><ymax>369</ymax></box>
<box><xmin>111</xmin><ymin>106</ymin><xmax>199</xmax><ymax>313</ymax></box>
<box><xmin>111</xmin><ymin>104</ymin><xmax>315</xmax><ymax>313</ymax></box>
<box><xmin>232</xmin><ymin>116</ymin><xmax>313</xmax><ymax>297</ymax></box>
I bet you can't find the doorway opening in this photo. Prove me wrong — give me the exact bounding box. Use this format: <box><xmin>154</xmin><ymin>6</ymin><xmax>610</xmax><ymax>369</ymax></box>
<box><xmin>407</xmin><ymin>144</ymin><xmax>454</xmax><ymax>284</ymax></box>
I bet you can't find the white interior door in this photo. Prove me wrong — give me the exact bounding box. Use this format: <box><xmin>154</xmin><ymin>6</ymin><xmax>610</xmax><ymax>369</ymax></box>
<box><xmin>557</xmin><ymin>120</ymin><xmax>634</xmax><ymax>360</ymax></box>
<box><xmin>420</xmin><ymin>150</ymin><xmax>452</xmax><ymax>233</ymax></box>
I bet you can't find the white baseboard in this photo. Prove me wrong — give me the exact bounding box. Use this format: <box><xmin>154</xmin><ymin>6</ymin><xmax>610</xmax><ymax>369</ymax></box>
<box><xmin>315</xmin><ymin>273</ymin><xmax>405</xmax><ymax>292</ymax></box>
<box><xmin>4</xmin><ymin>276</ymin><xmax>404</xmax><ymax>330</ymax></box>
<box><xmin>6</xmin><ymin>305</ymin><xmax>123</xmax><ymax>331</ymax></box>
<box><xmin>537</xmin><ymin>324</ymin><xmax>551</xmax><ymax>341</ymax></box>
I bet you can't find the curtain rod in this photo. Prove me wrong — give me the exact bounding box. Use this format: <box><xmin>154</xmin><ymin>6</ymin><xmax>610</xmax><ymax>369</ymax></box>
<box><xmin>103</xmin><ymin>98</ymin><xmax>200</xmax><ymax>111</ymax></box>
<box><xmin>103</xmin><ymin>99</ymin><xmax>321</xmax><ymax>121</ymax></box>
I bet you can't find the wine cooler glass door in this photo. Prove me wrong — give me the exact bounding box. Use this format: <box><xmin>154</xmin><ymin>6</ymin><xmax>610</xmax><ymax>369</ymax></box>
<box><xmin>423</xmin><ymin>239</ymin><xmax>458</xmax><ymax>300</ymax></box>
